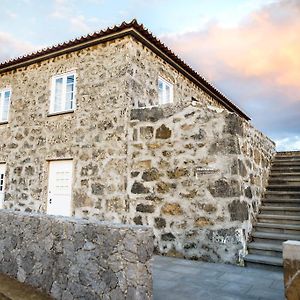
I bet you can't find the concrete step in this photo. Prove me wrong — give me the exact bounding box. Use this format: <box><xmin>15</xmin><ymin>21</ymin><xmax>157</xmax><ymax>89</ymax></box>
<box><xmin>274</xmin><ymin>161</ymin><xmax>300</xmax><ymax>165</ymax></box>
<box><xmin>271</xmin><ymin>161</ymin><xmax>300</xmax><ymax>170</ymax></box>
<box><xmin>271</xmin><ymin>167</ymin><xmax>300</xmax><ymax>172</ymax></box>
<box><xmin>260</xmin><ymin>206</ymin><xmax>300</xmax><ymax>215</ymax></box>
<box><xmin>270</xmin><ymin>172</ymin><xmax>300</xmax><ymax>177</ymax></box>
<box><xmin>252</xmin><ymin>231</ymin><xmax>300</xmax><ymax>244</ymax></box>
<box><xmin>244</xmin><ymin>254</ymin><xmax>283</xmax><ymax>270</ymax></box>
<box><xmin>265</xmin><ymin>191</ymin><xmax>300</xmax><ymax>199</ymax></box>
<box><xmin>268</xmin><ymin>178</ymin><xmax>300</xmax><ymax>186</ymax></box>
<box><xmin>276</xmin><ymin>151</ymin><xmax>300</xmax><ymax>158</ymax></box>
<box><xmin>273</xmin><ymin>158</ymin><xmax>300</xmax><ymax>163</ymax></box>
<box><xmin>267</xmin><ymin>185</ymin><xmax>300</xmax><ymax>192</ymax></box>
<box><xmin>262</xmin><ymin>199</ymin><xmax>300</xmax><ymax>207</ymax></box>
<box><xmin>255</xmin><ymin>222</ymin><xmax>300</xmax><ymax>235</ymax></box>
<box><xmin>248</xmin><ymin>242</ymin><xmax>282</xmax><ymax>257</ymax></box>
<box><xmin>258</xmin><ymin>214</ymin><xmax>300</xmax><ymax>225</ymax></box>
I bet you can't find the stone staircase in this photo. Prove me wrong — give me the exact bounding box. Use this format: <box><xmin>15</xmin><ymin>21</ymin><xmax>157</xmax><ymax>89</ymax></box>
<box><xmin>244</xmin><ymin>151</ymin><xmax>300</xmax><ymax>269</ymax></box>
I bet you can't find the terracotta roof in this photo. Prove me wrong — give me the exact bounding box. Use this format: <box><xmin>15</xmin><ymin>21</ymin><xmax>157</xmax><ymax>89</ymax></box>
<box><xmin>0</xmin><ymin>19</ymin><xmax>250</xmax><ymax>120</ymax></box>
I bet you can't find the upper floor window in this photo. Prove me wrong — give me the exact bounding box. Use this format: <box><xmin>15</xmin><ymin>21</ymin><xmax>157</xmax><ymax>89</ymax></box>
<box><xmin>50</xmin><ymin>72</ymin><xmax>76</xmax><ymax>114</ymax></box>
<box><xmin>0</xmin><ymin>89</ymin><xmax>11</xmax><ymax>122</ymax></box>
<box><xmin>158</xmin><ymin>77</ymin><xmax>173</xmax><ymax>105</ymax></box>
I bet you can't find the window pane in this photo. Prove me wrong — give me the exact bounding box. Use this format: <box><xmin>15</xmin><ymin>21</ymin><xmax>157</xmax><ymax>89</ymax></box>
<box><xmin>66</xmin><ymin>84</ymin><xmax>74</xmax><ymax>93</ymax></box>
<box><xmin>65</xmin><ymin>92</ymin><xmax>73</xmax><ymax>110</ymax></box>
<box><xmin>158</xmin><ymin>80</ymin><xmax>164</xmax><ymax>103</ymax></box>
<box><xmin>1</xmin><ymin>91</ymin><xmax>10</xmax><ymax>121</ymax></box>
<box><xmin>54</xmin><ymin>78</ymin><xmax>63</xmax><ymax>112</ymax></box>
<box><xmin>165</xmin><ymin>85</ymin><xmax>170</xmax><ymax>103</ymax></box>
<box><xmin>65</xmin><ymin>75</ymin><xmax>75</xmax><ymax>110</ymax></box>
<box><xmin>67</xmin><ymin>75</ymin><xmax>74</xmax><ymax>84</ymax></box>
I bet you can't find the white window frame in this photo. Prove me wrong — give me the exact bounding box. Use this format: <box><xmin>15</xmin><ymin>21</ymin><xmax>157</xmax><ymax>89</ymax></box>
<box><xmin>0</xmin><ymin>88</ymin><xmax>12</xmax><ymax>122</ymax></box>
<box><xmin>50</xmin><ymin>71</ymin><xmax>76</xmax><ymax>114</ymax></box>
<box><xmin>158</xmin><ymin>76</ymin><xmax>173</xmax><ymax>105</ymax></box>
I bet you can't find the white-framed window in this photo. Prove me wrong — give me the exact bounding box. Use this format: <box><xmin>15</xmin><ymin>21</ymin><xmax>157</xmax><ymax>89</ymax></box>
<box><xmin>158</xmin><ymin>76</ymin><xmax>173</xmax><ymax>105</ymax></box>
<box><xmin>50</xmin><ymin>71</ymin><xmax>76</xmax><ymax>114</ymax></box>
<box><xmin>0</xmin><ymin>89</ymin><xmax>11</xmax><ymax>122</ymax></box>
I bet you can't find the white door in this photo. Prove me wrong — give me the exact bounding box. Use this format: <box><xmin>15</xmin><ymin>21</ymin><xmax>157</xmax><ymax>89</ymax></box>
<box><xmin>47</xmin><ymin>160</ymin><xmax>73</xmax><ymax>216</ymax></box>
<box><xmin>0</xmin><ymin>164</ymin><xmax>6</xmax><ymax>209</ymax></box>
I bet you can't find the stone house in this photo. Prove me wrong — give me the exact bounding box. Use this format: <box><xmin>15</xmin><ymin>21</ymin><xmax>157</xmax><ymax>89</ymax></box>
<box><xmin>0</xmin><ymin>20</ymin><xmax>275</xmax><ymax>264</ymax></box>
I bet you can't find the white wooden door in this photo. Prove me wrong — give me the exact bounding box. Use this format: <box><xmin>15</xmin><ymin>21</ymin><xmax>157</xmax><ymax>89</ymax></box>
<box><xmin>47</xmin><ymin>160</ymin><xmax>73</xmax><ymax>216</ymax></box>
<box><xmin>0</xmin><ymin>164</ymin><xmax>6</xmax><ymax>209</ymax></box>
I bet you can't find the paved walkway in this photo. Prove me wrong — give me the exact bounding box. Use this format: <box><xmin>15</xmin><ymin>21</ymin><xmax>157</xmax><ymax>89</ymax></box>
<box><xmin>153</xmin><ymin>255</ymin><xmax>284</xmax><ymax>300</ymax></box>
<box><xmin>0</xmin><ymin>256</ymin><xmax>284</xmax><ymax>300</ymax></box>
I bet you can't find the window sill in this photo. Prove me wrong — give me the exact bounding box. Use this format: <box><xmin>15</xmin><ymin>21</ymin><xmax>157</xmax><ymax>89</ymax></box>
<box><xmin>0</xmin><ymin>121</ymin><xmax>8</xmax><ymax>125</ymax></box>
<box><xmin>47</xmin><ymin>110</ymin><xmax>75</xmax><ymax>117</ymax></box>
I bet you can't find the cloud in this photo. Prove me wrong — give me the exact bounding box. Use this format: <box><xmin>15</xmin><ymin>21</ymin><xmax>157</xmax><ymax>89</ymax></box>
<box><xmin>5</xmin><ymin>10</ymin><xmax>17</xmax><ymax>19</ymax></box>
<box><xmin>162</xmin><ymin>0</ymin><xmax>300</xmax><ymax>148</ymax></box>
<box><xmin>275</xmin><ymin>136</ymin><xmax>300</xmax><ymax>151</ymax></box>
<box><xmin>0</xmin><ymin>32</ymin><xmax>35</xmax><ymax>63</ymax></box>
<box><xmin>70</xmin><ymin>15</ymin><xmax>92</xmax><ymax>32</ymax></box>
<box><xmin>164</xmin><ymin>0</ymin><xmax>300</xmax><ymax>92</ymax></box>
<box><xmin>50</xmin><ymin>0</ymin><xmax>94</xmax><ymax>34</ymax></box>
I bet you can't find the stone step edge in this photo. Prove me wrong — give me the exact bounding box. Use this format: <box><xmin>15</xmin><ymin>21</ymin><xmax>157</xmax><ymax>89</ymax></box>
<box><xmin>267</xmin><ymin>185</ymin><xmax>300</xmax><ymax>188</ymax></box>
<box><xmin>272</xmin><ymin>164</ymin><xmax>300</xmax><ymax>167</ymax></box>
<box><xmin>252</xmin><ymin>231</ymin><xmax>300</xmax><ymax>240</ymax></box>
<box><xmin>244</xmin><ymin>254</ymin><xmax>283</xmax><ymax>266</ymax></box>
<box><xmin>258</xmin><ymin>214</ymin><xmax>300</xmax><ymax>221</ymax></box>
<box><xmin>270</xmin><ymin>173</ymin><xmax>300</xmax><ymax>177</ymax></box>
<box><xmin>268</xmin><ymin>179</ymin><xmax>300</xmax><ymax>182</ymax></box>
<box><xmin>248</xmin><ymin>242</ymin><xmax>282</xmax><ymax>252</ymax></box>
<box><xmin>265</xmin><ymin>191</ymin><xmax>300</xmax><ymax>194</ymax></box>
<box><xmin>262</xmin><ymin>199</ymin><xmax>300</xmax><ymax>202</ymax></box>
<box><xmin>260</xmin><ymin>206</ymin><xmax>300</xmax><ymax>211</ymax></box>
<box><xmin>273</xmin><ymin>158</ymin><xmax>300</xmax><ymax>161</ymax></box>
<box><xmin>255</xmin><ymin>222</ymin><xmax>300</xmax><ymax>230</ymax></box>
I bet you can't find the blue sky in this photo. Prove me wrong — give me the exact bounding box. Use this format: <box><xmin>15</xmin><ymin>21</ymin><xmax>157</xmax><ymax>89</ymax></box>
<box><xmin>0</xmin><ymin>0</ymin><xmax>299</xmax><ymax>150</ymax></box>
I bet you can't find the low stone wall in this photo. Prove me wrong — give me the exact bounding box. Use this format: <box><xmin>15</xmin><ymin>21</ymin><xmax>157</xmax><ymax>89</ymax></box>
<box><xmin>283</xmin><ymin>240</ymin><xmax>300</xmax><ymax>300</ymax></box>
<box><xmin>0</xmin><ymin>210</ymin><xmax>153</xmax><ymax>300</ymax></box>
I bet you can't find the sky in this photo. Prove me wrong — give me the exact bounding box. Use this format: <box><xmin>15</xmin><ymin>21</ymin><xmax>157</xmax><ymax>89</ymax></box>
<box><xmin>0</xmin><ymin>0</ymin><xmax>299</xmax><ymax>151</ymax></box>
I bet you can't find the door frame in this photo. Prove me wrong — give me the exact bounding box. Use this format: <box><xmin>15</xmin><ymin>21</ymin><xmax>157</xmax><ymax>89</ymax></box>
<box><xmin>46</xmin><ymin>158</ymin><xmax>74</xmax><ymax>216</ymax></box>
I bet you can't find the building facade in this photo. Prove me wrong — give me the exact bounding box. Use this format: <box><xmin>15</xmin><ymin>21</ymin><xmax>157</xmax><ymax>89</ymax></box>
<box><xmin>0</xmin><ymin>20</ymin><xmax>275</xmax><ymax>263</ymax></box>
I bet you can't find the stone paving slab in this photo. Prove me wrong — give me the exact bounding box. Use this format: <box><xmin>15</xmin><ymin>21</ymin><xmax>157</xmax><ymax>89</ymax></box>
<box><xmin>153</xmin><ymin>255</ymin><xmax>285</xmax><ymax>300</ymax></box>
<box><xmin>0</xmin><ymin>274</ymin><xmax>52</xmax><ymax>300</ymax></box>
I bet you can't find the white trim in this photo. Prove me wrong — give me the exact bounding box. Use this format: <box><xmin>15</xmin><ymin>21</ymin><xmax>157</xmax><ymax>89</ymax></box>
<box><xmin>50</xmin><ymin>71</ymin><xmax>76</xmax><ymax>114</ymax></box>
<box><xmin>158</xmin><ymin>76</ymin><xmax>173</xmax><ymax>105</ymax></box>
<box><xmin>0</xmin><ymin>88</ymin><xmax>11</xmax><ymax>122</ymax></box>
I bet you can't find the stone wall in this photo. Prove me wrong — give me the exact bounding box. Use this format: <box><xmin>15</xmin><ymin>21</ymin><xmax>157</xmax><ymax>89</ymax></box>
<box><xmin>283</xmin><ymin>240</ymin><xmax>300</xmax><ymax>300</ymax></box>
<box><xmin>0</xmin><ymin>210</ymin><xmax>153</xmax><ymax>299</ymax></box>
<box><xmin>0</xmin><ymin>34</ymin><xmax>276</xmax><ymax>264</ymax></box>
<box><xmin>0</xmin><ymin>37</ymin><xmax>132</xmax><ymax>222</ymax></box>
<box><xmin>126</xmin><ymin>38</ymin><xmax>276</xmax><ymax>263</ymax></box>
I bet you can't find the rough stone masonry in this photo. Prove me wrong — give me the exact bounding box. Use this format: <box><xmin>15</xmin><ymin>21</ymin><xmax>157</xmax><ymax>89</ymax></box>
<box><xmin>283</xmin><ymin>241</ymin><xmax>300</xmax><ymax>300</ymax></box>
<box><xmin>0</xmin><ymin>24</ymin><xmax>276</xmax><ymax>263</ymax></box>
<box><xmin>0</xmin><ymin>210</ymin><xmax>153</xmax><ymax>300</ymax></box>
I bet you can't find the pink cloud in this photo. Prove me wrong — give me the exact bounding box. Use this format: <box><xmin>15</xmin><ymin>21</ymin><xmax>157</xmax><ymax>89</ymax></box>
<box><xmin>163</xmin><ymin>0</ymin><xmax>300</xmax><ymax>103</ymax></box>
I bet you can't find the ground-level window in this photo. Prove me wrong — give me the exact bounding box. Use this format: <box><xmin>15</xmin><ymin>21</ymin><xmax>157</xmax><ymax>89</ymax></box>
<box><xmin>0</xmin><ymin>164</ymin><xmax>6</xmax><ymax>209</ymax></box>
<box><xmin>158</xmin><ymin>76</ymin><xmax>173</xmax><ymax>105</ymax></box>
<box><xmin>0</xmin><ymin>89</ymin><xmax>11</xmax><ymax>122</ymax></box>
<box><xmin>50</xmin><ymin>72</ymin><xmax>76</xmax><ymax>114</ymax></box>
